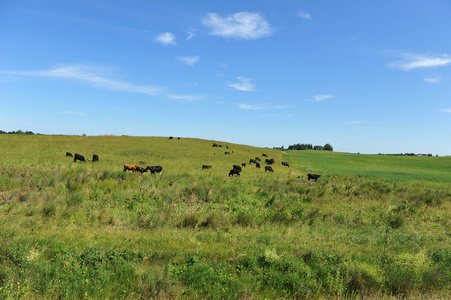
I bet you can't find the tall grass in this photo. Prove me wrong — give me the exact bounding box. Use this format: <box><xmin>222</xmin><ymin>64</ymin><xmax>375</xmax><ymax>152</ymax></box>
<box><xmin>0</xmin><ymin>135</ymin><xmax>450</xmax><ymax>299</ymax></box>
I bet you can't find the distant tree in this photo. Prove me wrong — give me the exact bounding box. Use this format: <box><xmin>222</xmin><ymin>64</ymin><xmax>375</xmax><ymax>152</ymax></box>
<box><xmin>313</xmin><ymin>145</ymin><xmax>324</xmax><ymax>150</ymax></box>
<box><xmin>324</xmin><ymin>143</ymin><xmax>333</xmax><ymax>151</ymax></box>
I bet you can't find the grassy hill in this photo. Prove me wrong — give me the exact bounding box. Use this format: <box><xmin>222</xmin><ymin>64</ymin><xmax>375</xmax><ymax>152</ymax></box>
<box><xmin>0</xmin><ymin>135</ymin><xmax>450</xmax><ymax>299</ymax></box>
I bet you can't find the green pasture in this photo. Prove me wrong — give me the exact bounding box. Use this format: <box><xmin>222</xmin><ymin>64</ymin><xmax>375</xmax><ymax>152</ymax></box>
<box><xmin>285</xmin><ymin>150</ymin><xmax>450</xmax><ymax>185</ymax></box>
<box><xmin>0</xmin><ymin>135</ymin><xmax>450</xmax><ymax>299</ymax></box>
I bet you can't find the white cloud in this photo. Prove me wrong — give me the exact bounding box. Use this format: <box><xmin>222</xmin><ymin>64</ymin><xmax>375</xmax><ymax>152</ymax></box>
<box><xmin>185</xmin><ymin>29</ymin><xmax>198</xmax><ymax>40</ymax></box>
<box><xmin>389</xmin><ymin>54</ymin><xmax>451</xmax><ymax>70</ymax></box>
<box><xmin>176</xmin><ymin>55</ymin><xmax>200</xmax><ymax>66</ymax></box>
<box><xmin>202</xmin><ymin>12</ymin><xmax>273</xmax><ymax>40</ymax></box>
<box><xmin>154</xmin><ymin>32</ymin><xmax>176</xmax><ymax>45</ymax></box>
<box><xmin>424</xmin><ymin>76</ymin><xmax>441</xmax><ymax>83</ymax></box>
<box><xmin>228</xmin><ymin>77</ymin><xmax>255</xmax><ymax>91</ymax></box>
<box><xmin>439</xmin><ymin>108</ymin><xmax>451</xmax><ymax>113</ymax></box>
<box><xmin>238</xmin><ymin>104</ymin><xmax>263</xmax><ymax>110</ymax></box>
<box><xmin>312</xmin><ymin>94</ymin><xmax>334</xmax><ymax>102</ymax></box>
<box><xmin>166</xmin><ymin>94</ymin><xmax>201</xmax><ymax>102</ymax></box>
<box><xmin>298</xmin><ymin>11</ymin><xmax>311</xmax><ymax>20</ymax></box>
<box><xmin>0</xmin><ymin>65</ymin><xmax>164</xmax><ymax>95</ymax></box>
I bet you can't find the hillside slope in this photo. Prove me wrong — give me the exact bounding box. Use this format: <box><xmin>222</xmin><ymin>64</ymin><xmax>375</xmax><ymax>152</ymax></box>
<box><xmin>0</xmin><ymin>135</ymin><xmax>449</xmax><ymax>299</ymax></box>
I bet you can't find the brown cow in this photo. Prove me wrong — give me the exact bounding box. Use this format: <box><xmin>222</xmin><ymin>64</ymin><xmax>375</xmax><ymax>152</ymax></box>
<box><xmin>123</xmin><ymin>164</ymin><xmax>142</xmax><ymax>173</ymax></box>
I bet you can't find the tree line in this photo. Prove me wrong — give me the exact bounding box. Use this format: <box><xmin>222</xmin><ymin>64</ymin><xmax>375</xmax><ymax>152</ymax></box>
<box><xmin>275</xmin><ymin>143</ymin><xmax>333</xmax><ymax>151</ymax></box>
<box><xmin>0</xmin><ymin>130</ymin><xmax>37</xmax><ymax>135</ymax></box>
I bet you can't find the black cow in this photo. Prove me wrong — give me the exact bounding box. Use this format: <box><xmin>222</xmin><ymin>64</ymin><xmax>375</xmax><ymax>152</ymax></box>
<box><xmin>262</xmin><ymin>153</ymin><xmax>267</xmax><ymax>157</ymax></box>
<box><xmin>233</xmin><ymin>165</ymin><xmax>242</xmax><ymax>171</ymax></box>
<box><xmin>307</xmin><ymin>173</ymin><xmax>321</xmax><ymax>181</ymax></box>
<box><xmin>225</xmin><ymin>152</ymin><xmax>231</xmax><ymax>155</ymax></box>
<box><xmin>73</xmin><ymin>153</ymin><xmax>85</xmax><ymax>162</ymax></box>
<box><xmin>169</xmin><ymin>136</ymin><xmax>173</xmax><ymax>139</ymax></box>
<box><xmin>212</xmin><ymin>143</ymin><xmax>218</xmax><ymax>147</ymax></box>
<box><xmin>249</xmin><ymin>159</ymin><xmax>257</xmax><ymax>164</ymax></box>
<box><xmin>66</xmin><ymin>152</ymin><xmax>73</xmax><ymax>157</ymax></box>
<box><xmin>281</xmin><ymin>162</ymin><xmax>289</xmax><ymax>167</ymax></box>
<box><xmin>241</xmin><ymin>163</ymin><xmax>246</xmax><ymax>167</ymax></box>
<box><xmin>256</xmin><ymin>162</ymin><xmax>261</xmax><ymax>168</ymax></box>
<box><xmin>202</xmin><ymin>165</ymin><xmax>212</xmax><ymax>170</ymax></box>
<box><xmin>265</xmin><ymin>158</ymin><xmax>275</xmax><ymax>165</ymax></box>
<box><xmin>265</xmin><ymin>166</ymin><xmax>274</xmax><ymax>172</ymax></box>
<box><xmin>255</xmin><ymin>157</ymin><xmax>261</xmax><ymax>161</ymax></box>
<box><xmin>229</xmin><ymin>169</ymin><xmax>241</xmax><ymax>177</ymax></box>
<box><xmin>92</xmin><ymin>154</ymin><xmax>99</xmax><ymax>162</ymax></box>
<box><xmin>145</xmin><ymin>166</ymin><xmax>163</xmax><ymax>174</ymax></box>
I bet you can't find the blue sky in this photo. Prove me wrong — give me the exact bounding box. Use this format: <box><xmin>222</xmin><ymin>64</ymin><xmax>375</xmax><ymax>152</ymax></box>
<box><xmin>1</xmin><ymin>0</ymin><xmax>450</xmax><ymax>155</ymax></box>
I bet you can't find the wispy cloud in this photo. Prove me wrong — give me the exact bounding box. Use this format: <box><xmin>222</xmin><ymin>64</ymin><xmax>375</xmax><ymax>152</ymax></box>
<box><xmin>0</xmin><ymin>65</ymin><xmax>164</xmax><ymax>95</ymax></box>
<box><xmin>298</xmin><ymin>11</ymin><xmax>312</xmax><ymax>20</ymax></box>
<box><xmin>166</xmin><ymin>94</ymin><xmax>202</xmax><ymax>102</ymax></box>
<box><xmin>312</xmin><ymin>94</ymin><xmax>334</xmax><ymax>102</ymax></box>
<box><xmin>185</xmin><ymin>29</ymin><xmax>198</xmax><ymax>40</ymax></box>
<box><xmin>238</xmin><ymin>104</ymin><xmax>264</xmax><ymax>110</ymax></box>
<box><xmin>0</xmin><ymin>75</ymin><xmax>17</xmax><ymax>83</ymax></box>
<box><xmin>424</xmin><ymin>76</ymin><xmax>441</xmax><ymax>83</ymax></box>
<box><xmin>389</xmin><ymin>54</ymin><xmax>451</xmax><ymax>70</ymax></box>
<box><xmin>176</xmin><ymin>55</ymin><xmax>200</xmax><ymax>66</ymax></box>
<box><xmin>228</xmin><ymin>77</ymin><xmax>255</xmax><ymax>91</ymax></box>
<box><xmin>154</xmin><ymin>32</ymin><xmax>176</xmax><ymax>45</ymax></box>
<box><xmin>202</xmin><ymin>12</ymin><xmax>273</xmax><ymax>40</ymax></box>
<box><xmin>439</xmin><ymin>108</ymin><xmax>451</xmax><ymax>113</ymax></box>
<box><xmin>345</xmin><ymin>121</ymin><xmax>363</xmax><ymax>125</ymax></box>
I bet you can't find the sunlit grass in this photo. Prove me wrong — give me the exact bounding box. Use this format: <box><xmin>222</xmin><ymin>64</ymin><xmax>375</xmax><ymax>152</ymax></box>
<box><xmin>0</xmin><ymin>135</ymin><xmax>450</xmax><ymax>299</ymax></box>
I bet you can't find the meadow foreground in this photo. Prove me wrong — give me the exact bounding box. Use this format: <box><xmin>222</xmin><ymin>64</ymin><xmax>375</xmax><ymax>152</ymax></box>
<box><xmin>0</xmin><ymin>135</ymin><xmax>450</xmax><ymax>299</ymax></box>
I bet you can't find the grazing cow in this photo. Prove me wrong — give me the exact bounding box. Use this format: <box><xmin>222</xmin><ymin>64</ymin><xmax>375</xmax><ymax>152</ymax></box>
<box><xmin>229</xmin><ymin>169</ymin><xmax>241</xmax><ymax>177</ymax></box>
<box><xmin>139</xmin><ymin>161</ymin><xmax>147</xmax><ymax>165</ymax></box>
<box><xmin>169</xmin><ymin>136</ymin><xmax>173</xmax><ymax>139</ymax></box>
<box><xmin>255</xmin><ymin>157</ymin><xmax>261</xmax><ymax>161</ymax></box>
<box><xmin>123</xmin><ymin>164</ymin><xmax>142</xmax><ymax>173</ymax></box>
<box><xmin>262</xmin><ymin>153</ymin><xmax>267</xmax><ymax>157</ymax></box>
<box><xmin>307</xmin><ymin>173</ymin><xmax>321</xmax><ymax>181</ymax></box>
<box><xmin>202</xmin><ymin>165</ymin><xmax>212</xmax><ymax>170</ymax></box>
<box><xmin>265</xmin><ymin>158</ymin><xmax>275</xmax><ymax>165</ymax></box>
<box><xmin>66</xmin><ymin>152</ymin><xmax>73</xmax><ymax>158</ymax></box>
<box><xmin>218</xmin><ymin>145</ymin><xmax>222</xmax><ymax>147</ymax></box>
<box><xmin>92</xmin><ymin>154</ymin><xmax>99</xmax><ymax>162</ymax></box>
<box><xmin>73</xmin><ymin>153</ymin><xmax>85</xmax><ymax>162</ymax></box>
<box><xmin>249</xmin><ymin>159</ymin><xmax>257</xmax><ymax>164</ymax></box>
<box><xmin>282</xmin><ymin>162</ymin><xmax>289</xmax><ymax>167</ymax></box>
<box><xmin>225</xmin><ymin>152</ymin><xmax>231</xmax><ymax>155</ymax></box>
<box><xmin>256</xmin><ymin>162</ymin><xmax>261</xmax><ymax>168</ymax></box>
<box><xmin>233</xmin><ymin>165</ymin><xmax>242</xmax><ymax>171</ymax></box>
<box><xmin>178</xmin><ymin>137</ymin><xmax>180</xmax><ymax>140</ymax></box>
<box><xmin>241</xmin><ymin>163</ymin><xmax>246</xmax><ymax>167</ymax></box>
<box><xmin>265</xmin><ymin>166</ymin><xmax>274</xmax><ymax>172</ymax></box>
<box><xmin>212</xmin><ymin>143</ymin><xmax>218</xmax><ymax>147</ymax></box>
<box><xmin>145</xmin><ymin>166</ymin><xmax>163</xmax><ymax>174</ymax></box>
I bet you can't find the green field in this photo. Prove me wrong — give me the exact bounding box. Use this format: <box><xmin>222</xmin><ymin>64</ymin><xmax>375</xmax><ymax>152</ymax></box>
<box><xmin>285</xmin><ymin>150</ymin><xmax>451</xmax><ymax>185</ymax></box>
<box><xmin>1</xmin><ymin>135</ymin><xmax>450</xmax><ymax>299</ymax></box>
